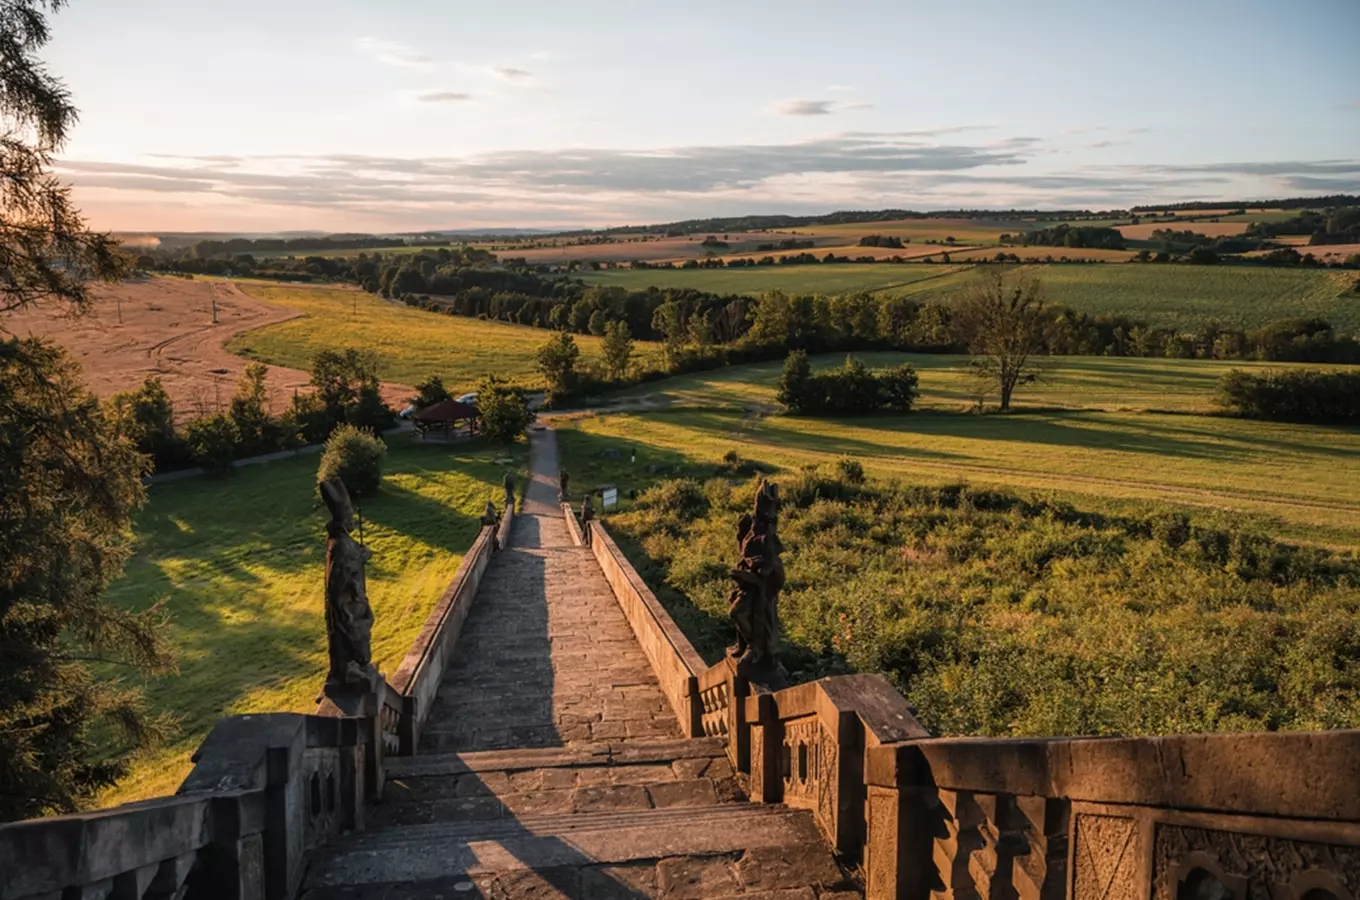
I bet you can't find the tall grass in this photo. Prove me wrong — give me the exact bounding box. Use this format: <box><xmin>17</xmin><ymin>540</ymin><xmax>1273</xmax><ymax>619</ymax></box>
<box><xmin>605</xmin><ymin>466</ymin><xmax>1360</xmax><ymax>737</ymax></box>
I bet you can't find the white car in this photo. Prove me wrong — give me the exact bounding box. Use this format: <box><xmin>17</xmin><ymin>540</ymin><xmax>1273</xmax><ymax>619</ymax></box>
<box><xmin>456</xmin><ymin>392</ymin><xmax>478</xmax><ymax>405</ymax></box>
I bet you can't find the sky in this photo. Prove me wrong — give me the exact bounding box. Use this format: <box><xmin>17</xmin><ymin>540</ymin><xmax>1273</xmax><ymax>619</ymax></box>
<box><xmin>42</xmin><ymin>0</ymin><xmax>1360</xmax><ymax>233</ymax></box>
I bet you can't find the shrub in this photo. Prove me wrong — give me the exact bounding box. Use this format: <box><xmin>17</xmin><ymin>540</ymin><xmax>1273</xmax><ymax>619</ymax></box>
<box><xmin>105</xmin><ymin>375</ymin><xmax>191</xmax><ymax>471</ymax></box>
<box><xmin>836</xmin><ymin>457</ymin><xmax>865</xmax><ymax>485</ymax></box>
<box><xmin>1216</xmin><ymin>368</ymin><xmax>1360</xmax><ymax>423</ymax></box>
<box><xmin>411</xmin><ymin>375</ymin><xmax>450</xmax><ymax>409</ymax></box>
<box><xmin>317</xmin><ymin>424</ymin><xmax>387</xmax><ymax>497</ymax></box>
<box><xmin>185</xmin><ymin>413</ymin><xmax>240</xmax><ymax>474</ymax></box>
<box><xmin>877</xmin><ymin>363</ymin><xmax>920</xmax><ymax>412</ymax></box>
<box><xmin>776</xmin><ymin>351</ymin><xmax>920</xmax><ymax>416</ymax></box>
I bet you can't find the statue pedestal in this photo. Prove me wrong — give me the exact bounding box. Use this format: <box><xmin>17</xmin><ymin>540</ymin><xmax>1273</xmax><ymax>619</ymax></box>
<box><xmin>730</xmin><ymin>652</ymin><xmax>789</xmax><ymax>692</ymax></box>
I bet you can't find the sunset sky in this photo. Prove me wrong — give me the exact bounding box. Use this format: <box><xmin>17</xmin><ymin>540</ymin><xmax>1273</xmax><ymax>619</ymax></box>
<box><xmin>44</xmin><ymin>0</ymin><xmax>1360</xmax><ymax>233</ymax></box>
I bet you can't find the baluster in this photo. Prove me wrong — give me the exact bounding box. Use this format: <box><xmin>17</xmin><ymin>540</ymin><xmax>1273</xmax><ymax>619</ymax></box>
<box><xmin>932</xmin><ymin>789</ymin><xmax>985</xmax><ymax>900</ymax></box>
<box><xmin>1012</xmin><ymin>797</ymin><xmax>1069</xmax><ymax>900</ymax></box>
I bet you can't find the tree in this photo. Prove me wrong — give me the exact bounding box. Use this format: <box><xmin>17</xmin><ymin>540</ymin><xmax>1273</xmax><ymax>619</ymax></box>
<box><xmin>953</xmin><ymin>269</ymin><xmax>1045</xmax><ymax>411</ymax></box>
<box><xmin>105</xmin><ymin>375</ymin><xmax>185</xmax><ymax>469</ymax></box>
<box><xmin>776</xmin><ymin>349</ymin><xmax>814</xmax><ymax>414</ymax></box>
<box><xmin>536</xmin><ymin>331</ymin><xmax>580</xmax><ymax>406</ymax></box>
<box><xmin>309</xmin><ymin>348</ymin><xmax>389</xmax><ymax>431</ymax></box>
<box><xmin>587</xmin><ymin>308</ymin><xmax>607</xmax><ymax>336</ymax></box>
<box><xmin>410</xmin><ymin>374</ymin><xmax>450</xmax><ymax>409</ymax></box>
<box><xmin>601</xmin><ymin>318</ymin><xmax>633</xmax><ymax>381</ymax></box>
<box><xmin>228</xmin><ymin>363</ymin><xmax>271</xmax><ymax>455</ymax></box>
<box><xmin>0</xmin><ymin>2</ymin><xmax>178</xmax><ymax>822</ymax></box>
<box><xmin>651</xmin><ymin>299</ymin><xmax>686</xmax><ymax>367</ymax></box>
<box><xmin>477</xmin><ymin>374</ymin><xmax>535</xmax><ymax>444</ymax></box>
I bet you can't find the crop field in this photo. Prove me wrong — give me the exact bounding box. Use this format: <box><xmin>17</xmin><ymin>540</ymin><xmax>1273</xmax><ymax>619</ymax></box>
<box><xmin>804</xmin><ymin>217</ymin><xmax>1024</xmax><ymax>244</ymax></box>
<box><xmin>584</xmin><ymin>263</ymin><xmax>1358</xmax><ymax>331</ymax></box>
<box><xmin>556</xmin><ymin>354</ymin><xmax>1360</xmax><ymax>549</ymax></box>
<box><xmin>949</xmin><ymin>246</ymin><xmax>1137</xmax><ymax>262</ymax></box>
<box><xmin>1034</xmin><ymin>265</ymin><xmax>1357</xmax><ymax>331</ymax></box>
<box><xmin>99</xmin><ymin>439</ymin><xmax>526</xmax><ymax>804</ymax></box>
<box><xmin>225</xmin><ymin>283</ymin><xmax>662</xmax><ymax>392</ymax></box>
<box><xmin>580</xmin><ymin>263</ymin><xmax>973</xmax><ymax>297</ymax></box>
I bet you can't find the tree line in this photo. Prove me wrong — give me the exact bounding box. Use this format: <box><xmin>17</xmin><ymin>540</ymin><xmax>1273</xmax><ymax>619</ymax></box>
<box><xmin>1217</xmin><ymin>369</ymin><xmax>1360</xmax><ymax>423</ymax></box>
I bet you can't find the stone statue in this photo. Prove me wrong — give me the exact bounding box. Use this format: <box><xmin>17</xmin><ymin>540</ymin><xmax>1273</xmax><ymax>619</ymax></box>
<box><xmin>502</xmin><ymin>471</ymin><xmax>516</xmax><ymax>510</ymax></box>
<box><xmin>728</xmin><ymin>479</ymin><xmax>785</xmax><ymax>676</ymax></box>
<box><xmin>321</xmin><ymin>477</ymin><xmax>377</xmax><ymax>692</ymax></box>
<box><xmin>482</xmin><ymin>499</ymin><xmax>501</xmax><ymax>552</ymax></box>
<box><xmin>580</xmin><ymin>494</ymin><xmax>595</xmax><ymax>546</ymax></box>
<box><xmin>559</xmin><ymin>468</ymin><xmax>570</xmax><ymax>501</ymax></box>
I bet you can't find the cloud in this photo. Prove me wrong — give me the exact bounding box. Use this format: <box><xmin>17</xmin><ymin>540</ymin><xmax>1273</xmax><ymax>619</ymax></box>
<box><xmin>416</xmin><ymin>91</ymin><xmax>473</xmax><ymax>103</ymax></box>
<box><xmin>491</xmin><ymin>66</ymin><xmax>534</xmax><ymax>81</ymax></box>
<box><xmin>56</xmin><ymin>137</ymin><xmax>1360</xmax><ymax>230</ymax></box>
<box><xmin>355</xmin><ymin>37</ymin><xmax>431</xmax><ymax>69</ymax></box>
<box><xmin>770</xmin><ymin>98</ymin><xmax>875</xmax><ymax>116</ymax></box>
<box><xmin>771</xmin><ymin>99</ymin><xmax>834</xmax><ymax>116</ymax></box>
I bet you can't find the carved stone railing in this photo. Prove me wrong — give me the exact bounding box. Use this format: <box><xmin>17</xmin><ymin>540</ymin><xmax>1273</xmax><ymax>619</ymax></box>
<box><xmin>561</xmin><ymin>500</ymin><xmax>584</xmax><ymax>546</ymax></box>
<box><xmin>1</xmin><ymin>711</ymin><xmax>375</xmax><ymax>900</ymax></box>
<box><xmin>862</xmin><ymin>730</ymin><xmax>1360</xmax><ymax>900</ymax></box>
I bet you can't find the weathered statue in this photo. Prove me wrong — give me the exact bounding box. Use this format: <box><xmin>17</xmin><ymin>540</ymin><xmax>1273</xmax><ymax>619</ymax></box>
<box><xmin>321</xmin><ymin>477</ymin><xmax>378</xmax><ymax>692</ymax></box>
<box><xmin>502</xmin><ymin>471</ymin><xmax>516</xmax><ymax>510</ymax></box>
<box><xmin>728</xmin><ymin>479</ymin><xmax>785</xmax><ymax>676</ymax></box>
<box><xmin>482</xmin><ymin>499</ymin><xmax>501</xmax><ymax>552</ymax></box>
<box><xmin>559</xmin><ymin>468</ymin><xmax>570</xmax><ymax>501</ymax></box>
<box><xmin>580</xmin><ymin>494</ymin><xmax>595</xmax><ymax>546</ymax></box>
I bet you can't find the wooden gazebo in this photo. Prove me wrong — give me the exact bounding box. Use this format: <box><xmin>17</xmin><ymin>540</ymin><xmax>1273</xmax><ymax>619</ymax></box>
<box><xmin>411</xmin><ymin>398</ymin><xmax>479</xmax><ymax>440</ymax></box>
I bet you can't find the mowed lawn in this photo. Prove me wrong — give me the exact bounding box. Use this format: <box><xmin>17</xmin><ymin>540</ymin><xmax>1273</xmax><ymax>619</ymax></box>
<box><xmin>99</xmin><ymin>440</ymin><xmax>525</xmax><ymax>805</ymax></box>
<box><xmin>583</xmin><ymin>264</ymin><xmax>1357</xmax><ymax>331</ymax></box>
<box><xmin>223</xmin><ymin>283</ymin><xmax>662</xmax><ymax>392</ymax></box>
<box><xmin>558</xmin><ymin>353</ymin><xmax>1360</xmax><ymax>549</ymax></box>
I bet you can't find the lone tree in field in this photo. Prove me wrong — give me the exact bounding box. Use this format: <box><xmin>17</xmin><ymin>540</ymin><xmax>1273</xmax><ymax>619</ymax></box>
<box><xmin>1</xmin><ymin>0</ymin><xmax>176</xmax><ymax>822</ymax></box>
<box><xmin>953</xmin><ymin>269</ymin><xmax>1045</xmax><ymax>411</ymax></box>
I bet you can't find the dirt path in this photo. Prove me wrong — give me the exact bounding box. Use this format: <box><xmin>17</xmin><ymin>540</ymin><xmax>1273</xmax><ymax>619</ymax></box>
<box><xmin>1</xmin><ymin>277</ymin><xmax>411</xmax><ymax>420</ymax></box>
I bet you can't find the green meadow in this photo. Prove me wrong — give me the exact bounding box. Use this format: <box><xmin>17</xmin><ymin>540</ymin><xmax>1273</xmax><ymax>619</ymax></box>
<box><xmin>99</xmin><ymin>440</ymin><xmax>525</xmax><ymax>805</ymax></box>
<box><xmin>555</xmin><ymin>353</ymin><xmax>1360</xmax><ymax>549</ymax></box>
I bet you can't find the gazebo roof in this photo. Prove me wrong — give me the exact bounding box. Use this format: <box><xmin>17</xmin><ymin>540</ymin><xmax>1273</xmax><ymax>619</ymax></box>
<box><xmin>411</xmin><ymin>399</ymin><xmax>479</xmax><ymax>423</ymax></box>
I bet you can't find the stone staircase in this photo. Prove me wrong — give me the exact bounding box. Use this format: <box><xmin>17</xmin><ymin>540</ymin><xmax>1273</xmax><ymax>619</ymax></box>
<box><xmin>300</xmin><ymin>459</ymin><xmax>864</xmax><ymax>899</ymax></box>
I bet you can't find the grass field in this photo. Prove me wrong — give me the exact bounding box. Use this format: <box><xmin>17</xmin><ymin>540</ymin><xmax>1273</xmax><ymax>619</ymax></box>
<box><xmin>557</xmin><ymin>353</ymin><xmax>1360</xmax><ymax>549</ymax></box>
<box><xmin>224</xmin><ymin>283</ymin><xmax>662</xmax><ymax>391</ymax></box>
<box><xmin>99</xmin><ymin>439</ymin><xmax>525</xmax><ymax>805</ymax></box>
<box><xmin>583</xmin><ymin>263</ymin><xmax>1358</xmax><ymax>331</ymax></box>
<box><xmin>580</xmin><ymin>264</ymin><xmax>973</xmax><ymax>298</ymax></box>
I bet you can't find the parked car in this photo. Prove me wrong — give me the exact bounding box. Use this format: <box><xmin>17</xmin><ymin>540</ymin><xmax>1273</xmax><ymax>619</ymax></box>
<box><xmin>456</xmin><ymin>392</ymin><xmax>478</xmax><ymax>405</ymax></box>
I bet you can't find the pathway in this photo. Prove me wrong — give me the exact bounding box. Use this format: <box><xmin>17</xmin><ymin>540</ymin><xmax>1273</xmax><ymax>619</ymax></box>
<box><xmin>302</xmin><ymin>427</ymin><xmax>859</xmax><ymax>898</ymax></box>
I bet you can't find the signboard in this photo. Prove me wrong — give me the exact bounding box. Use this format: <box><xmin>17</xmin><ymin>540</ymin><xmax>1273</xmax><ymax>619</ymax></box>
<box><xmin>602</xmin><ymin>487</ymin><xmax>618</xmax><ymax>509</ymax></box>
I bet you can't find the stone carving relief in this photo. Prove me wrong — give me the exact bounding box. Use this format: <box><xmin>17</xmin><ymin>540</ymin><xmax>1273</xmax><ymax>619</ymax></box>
<box><xmin>1154</xmin><ymin>824</ymin><xmax>1357</xmax><ymax>900</ymax></box>
<box><xmin>781</xmin><ymin>716</ymin><xmax>839</xmax><ymax>838</ymax></box>
<box><xmin>728</xmin><ymin>479</ymin><xmax>784</xmax><ymax>680</ymax></box>
<box><xmin>1074</xmin><ymin>814</ymin><xmax>1140</xmax><ymax>900</ymax></box>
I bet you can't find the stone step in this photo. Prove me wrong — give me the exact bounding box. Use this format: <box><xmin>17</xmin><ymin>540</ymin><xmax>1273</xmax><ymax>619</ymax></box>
<box><xmin>387</xmin><ymin>738</ymin><xmax>727</xmax><ymax>778</ymax></box>
<box><xmin>377</xmin><ymin>738</ymin><xmax>740</xmax><ymax>826</ymax></box>
<box><xmin>304</xmin><ymin>804</ymin><xmax>852</xmax><ymax>894</ymax></box>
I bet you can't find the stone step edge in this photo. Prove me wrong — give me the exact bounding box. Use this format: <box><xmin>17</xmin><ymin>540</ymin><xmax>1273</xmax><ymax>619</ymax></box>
<box><xmin>385</xmin><ymin>737</ymin><xmax>727</xmax><ymax>778</ymax></box>
<box><xmin>333</xmin><ymin>802</ymin><xmax>796</xmax><ymax>850</ymax></box>
<box><xmin>306</xmin><ymin>806</ymin><xmax>829</xmax><ymax>887</ymax></box>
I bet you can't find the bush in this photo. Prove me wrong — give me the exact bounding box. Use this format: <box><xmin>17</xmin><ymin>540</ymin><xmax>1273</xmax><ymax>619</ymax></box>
<box><xmin>185</xmin><ymin>413</ymin><xmax>240</xmax><ymax>474</ymax></box>
<box><xmin>836</xmin><ymin>457</ymin><xmax>865</xmax><ymax>485</ymax></box>
<box><xmin>317</xmin><ymin>424</ymin><xmax>387</xmax><ymax>497</ymax></box>
<box><xmin>776</xmin><ymin>351</ymin><xmax>919</xmax><ymax>416</ymax></box>
<box><xmin>1217</xmin><ymin>368</ymin><xmax>1360</xmax><ymax>423</ymax></box>
<box><xmin>105</xmin><ymin>375</ymin><xmax>191</xmax><ymax>471</ymax></box>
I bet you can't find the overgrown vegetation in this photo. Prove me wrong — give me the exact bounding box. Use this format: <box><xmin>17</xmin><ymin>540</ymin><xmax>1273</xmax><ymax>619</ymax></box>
<box><xmin>608</xmin><ymin>468</ymin><xmax>1360</xmax><ymax>736</ymax></box>
<box><xmin>1217</xmin><ymin>368</ymin><xmax>1360</xmax><ymax>423</ymax></box>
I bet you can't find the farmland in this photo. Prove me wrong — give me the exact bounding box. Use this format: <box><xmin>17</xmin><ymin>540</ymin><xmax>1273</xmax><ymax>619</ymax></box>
<box><xmin>98</xmin><ymin>439</ymin><xmax>526</xmax><ymax>805</ymax></box>
<box><xmin>224</xmin><ymin>282</ymin><xmax>663</xmax><ymax>392</ymax></box>
<box><xmin>555</xmin><ymin>352</ymin><xmax>1360</xmax><ymax>549</ymax></box>
<box><xmin>582</xmin><ymin>263</ymin><xmax>1359</xmax><ymax>331</ymax></box>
